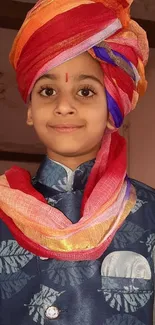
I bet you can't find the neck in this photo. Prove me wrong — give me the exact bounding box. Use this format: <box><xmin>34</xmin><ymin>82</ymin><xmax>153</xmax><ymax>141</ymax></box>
<box><xmin>46</xmin><ymin>149</ymin><xmax>99</xmax><ymax>170</ymax></box>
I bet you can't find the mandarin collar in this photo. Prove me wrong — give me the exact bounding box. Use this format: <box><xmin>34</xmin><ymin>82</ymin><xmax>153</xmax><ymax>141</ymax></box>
<box><xmin>34</xmin><ymin>156</ymin><xmax>95</xmax><ymax>192</ymax></box>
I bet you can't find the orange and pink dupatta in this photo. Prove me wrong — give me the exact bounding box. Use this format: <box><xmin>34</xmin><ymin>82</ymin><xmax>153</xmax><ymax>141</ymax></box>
<box><xmin>0</xmin><ymin>133</ymin><xmax>136</xmax><ymax>260</ymax></box>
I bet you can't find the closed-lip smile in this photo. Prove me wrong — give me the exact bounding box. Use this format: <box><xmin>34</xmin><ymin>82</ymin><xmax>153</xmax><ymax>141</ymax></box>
<box><xmin>49</xmin><ymin>124</ymin><xmax>84</xmax><ymax>133</ymax></box>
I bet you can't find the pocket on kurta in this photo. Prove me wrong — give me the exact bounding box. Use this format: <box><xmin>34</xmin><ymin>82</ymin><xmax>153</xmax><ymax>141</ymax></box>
<box><xmin>100</xmin><ymin>275</ymin><xmax>153</xmax><ymax>313</ymax></box>
<box><xmin>100</xmin><ymin>251</ymin><xmax>153</xmax><ymax>313</ymax></box>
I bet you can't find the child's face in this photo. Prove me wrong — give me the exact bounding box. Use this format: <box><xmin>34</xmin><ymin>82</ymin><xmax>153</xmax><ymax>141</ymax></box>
<box><xmin>27</xmin><ymin>52</ymin><xmax>107</xmax><ymax>164</ymax></box>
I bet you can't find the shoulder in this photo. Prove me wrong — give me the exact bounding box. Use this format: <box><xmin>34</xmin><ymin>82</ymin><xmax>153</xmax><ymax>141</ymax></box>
<box><xmin>130</xmin><ymin>178</ymin><xmax>155</xmax><ymax>202</ymax></box>
<box><xmin>129</xmin><ymin>178</ymin><xmax>155</xmax><ymax>230</ymax></box>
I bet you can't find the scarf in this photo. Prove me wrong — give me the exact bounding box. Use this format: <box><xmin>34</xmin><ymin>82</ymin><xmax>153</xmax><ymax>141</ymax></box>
<box><xmin>0</xmin><ymin>133</ymin><xmax>135</xmax><ymax>260</ymax></box>
<box><xmin>0</xmin><ymin>0</ymin><xmax>148</xmax><ymax>260</ymax></box>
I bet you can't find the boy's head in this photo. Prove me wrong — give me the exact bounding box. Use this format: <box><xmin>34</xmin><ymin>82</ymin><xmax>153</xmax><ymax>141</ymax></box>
<box><xmin>9</xmin><ymin>0</ymin><xmax>149</xmax><ymax>166</ymax></box>
<box><xmin>27</xmin><ymin>52</ymin><xmax>108</xmax><ymax>164</ymax></box>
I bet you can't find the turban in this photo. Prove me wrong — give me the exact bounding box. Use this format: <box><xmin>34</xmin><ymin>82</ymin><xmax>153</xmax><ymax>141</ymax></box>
<box><xmin>0</xmin><ymin>0</ymin><xmax>149</xmax><ymax>260</ymax></box>
<box><xmin>10</xmin><ymin>0</ymin><xmax>149</xmax><ymax>129</ymax></box>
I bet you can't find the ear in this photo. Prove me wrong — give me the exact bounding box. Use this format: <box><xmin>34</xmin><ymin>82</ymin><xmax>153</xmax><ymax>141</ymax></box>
<box><xmin>27</xmin><ymin>105</ymin><xmax>33</xmax><ymax>126</ymax></box>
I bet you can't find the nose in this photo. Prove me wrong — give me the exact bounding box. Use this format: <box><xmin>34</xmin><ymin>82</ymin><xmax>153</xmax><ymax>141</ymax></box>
<box><xmin>54</xmin><ymin>95</ymin><xmax>76</xmax><ymax>116</ymax></box>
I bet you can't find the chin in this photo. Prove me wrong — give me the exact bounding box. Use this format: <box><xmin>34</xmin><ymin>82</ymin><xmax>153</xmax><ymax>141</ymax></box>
<box><xmin>55</xmin><ymin>150</ymin><xmax>82</xmax><ymax>157</ymax></box>
<box><xmin>48</xmin><ymin>144</ymin><xmax>84</xmax><ymax>157</ymax></box>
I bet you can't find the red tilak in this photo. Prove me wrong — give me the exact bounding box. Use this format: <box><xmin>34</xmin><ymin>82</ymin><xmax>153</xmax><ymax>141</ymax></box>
<box><xmin>66</xmin><ymin>73</ymin><xmax>69</xmax><ymax>83</ymax></box>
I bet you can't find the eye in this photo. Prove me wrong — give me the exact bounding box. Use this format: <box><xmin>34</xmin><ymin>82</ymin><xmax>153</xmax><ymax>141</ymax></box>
<box><xmin>78</xmin><ymin>87</ymin><xmax>96</xmax><ymax>98</ymax></box>
<box><xmin>39</xmin><ymin>87</ymin><xmax>56</xmax><ymax>97</ymax></box>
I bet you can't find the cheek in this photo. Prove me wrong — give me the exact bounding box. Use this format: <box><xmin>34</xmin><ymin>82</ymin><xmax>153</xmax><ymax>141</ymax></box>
<box><xmin>87</xmin><ymin>106</ymin><xmax>108</xmax><ymax>130</ymax></box>
<box><xmin>87</xmin><ymin>107</ymin><xmax>107</xmax><ymax>143</ymax></box>
<box><xmin>32</xmin><ymin>107</ymin><xmax>50</xmax><ymax>124</ymax></box>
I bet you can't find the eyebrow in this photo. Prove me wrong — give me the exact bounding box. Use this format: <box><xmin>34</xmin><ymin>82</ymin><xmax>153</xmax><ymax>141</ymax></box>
<box><xmin>76</xmin><ymin>74</ymin><xmax>103</xmax><ymax>87</ymax></box>
<box><xmin>37</xmin><ymin>73</ymin><xmax>103</xmax><ymax>87</ymax></box>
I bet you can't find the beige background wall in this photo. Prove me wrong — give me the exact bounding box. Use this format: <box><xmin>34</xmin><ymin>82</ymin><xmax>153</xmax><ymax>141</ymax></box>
<box><xmin>123</xmin><ymin>48</ymin><xmax>155</xmax><ymax>188</ymax></box>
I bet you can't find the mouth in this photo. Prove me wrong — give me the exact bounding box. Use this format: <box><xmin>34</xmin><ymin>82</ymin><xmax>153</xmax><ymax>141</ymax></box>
<box><xmin>49</xmin><ymin>124</ymin><xmax>84</xmax><ymax>133</ymax></box>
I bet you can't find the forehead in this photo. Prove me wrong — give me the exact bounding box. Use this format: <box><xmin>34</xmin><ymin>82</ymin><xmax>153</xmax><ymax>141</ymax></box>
<box><xmin>36</xmin><ymin>53</ymin><xmax>103</xmax><ymax>84</ymax></box>
<box><xmin>36</xmin><ymin>73</ymin><xmax>104</xmax><ymax>87</ymax></box>
<box><xmin>52</xmin><ymin>52</ymin><xmax>102</xmax><ymax>74</ymax></box>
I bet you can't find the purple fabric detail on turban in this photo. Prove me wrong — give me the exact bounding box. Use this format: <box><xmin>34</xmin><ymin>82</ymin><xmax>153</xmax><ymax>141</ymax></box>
<box><xmin>93</xmin><ymin>46</ymin><xmax>115</xmax><ymax>65</ymax></box>
<box><xmin>105</xmin><ymin>90</ymin><xmax>123</xmax><ymax>128</ymax></box>
<box><xmin>93</xmin><ymin>46</ymin><xmax>135</xmax><ymax>81</ymax></box>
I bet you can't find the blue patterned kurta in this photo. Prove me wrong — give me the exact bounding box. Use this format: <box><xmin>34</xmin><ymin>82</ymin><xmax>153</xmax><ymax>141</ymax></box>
<box><xmin>0</xmin><ymin>157</ymin><xmax>155</xmax><ymax>325</ymax></box>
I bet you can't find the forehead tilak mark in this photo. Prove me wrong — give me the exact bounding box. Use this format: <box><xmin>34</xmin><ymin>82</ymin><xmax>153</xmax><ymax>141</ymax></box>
<box><xmin>65</xmin><ymin>73</ymin><xmax>69</xmax><ymax>83</ymax></box>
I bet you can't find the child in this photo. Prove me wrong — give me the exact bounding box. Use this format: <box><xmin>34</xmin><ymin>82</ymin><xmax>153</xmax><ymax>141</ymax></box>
<box><xmin>0</xmin><ymin>0</ymin><xmax>154</xmax><ymax>324</ymax></box>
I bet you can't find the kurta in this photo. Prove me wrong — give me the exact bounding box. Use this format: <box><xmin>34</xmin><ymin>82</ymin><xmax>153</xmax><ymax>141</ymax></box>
<box><xmin>0</xmin><ymin>157</ymin><xmax>155</xmax><ymax>325</ymax></box>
